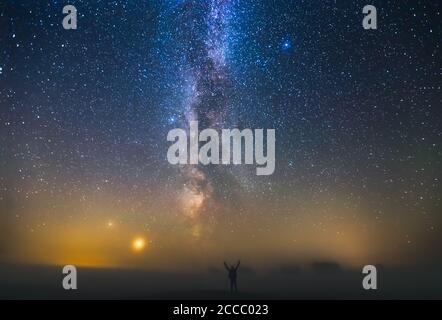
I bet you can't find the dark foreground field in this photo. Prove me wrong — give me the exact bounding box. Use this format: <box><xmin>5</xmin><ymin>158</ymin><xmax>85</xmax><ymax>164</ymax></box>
<box><xmin>0</xmin><ymin>263</ymin><xmax>441</xmax><ymax>299</ymax></box>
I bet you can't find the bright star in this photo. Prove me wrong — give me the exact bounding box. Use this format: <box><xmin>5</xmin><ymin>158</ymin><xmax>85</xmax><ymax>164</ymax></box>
<box><xmin>282</xmin><ymin>39</ymin><xmax>292</xmax><ymax>50</ymax></box>
<box><xmin>168</xmin><ymin>116</ymin><xmax>176</xmax><ymax>124</ymax></box>
<box><xmin>132</xmin><ymin>237</ymin><xmax>146</xmax><ymax>252</ymax></box>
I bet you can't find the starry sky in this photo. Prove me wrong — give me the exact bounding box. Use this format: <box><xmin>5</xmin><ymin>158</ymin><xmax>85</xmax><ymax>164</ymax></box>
<box><xmin>0</xmin><ymin>0</ymin><xmax>441</xmax><ymax>271</ymax></box>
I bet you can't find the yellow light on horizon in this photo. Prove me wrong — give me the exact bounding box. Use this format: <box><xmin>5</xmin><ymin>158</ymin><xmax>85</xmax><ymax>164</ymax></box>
<box><xmin>132</xmin><ymin>237</ymin><xmax>146</xmax><ymax>252</ymax></box>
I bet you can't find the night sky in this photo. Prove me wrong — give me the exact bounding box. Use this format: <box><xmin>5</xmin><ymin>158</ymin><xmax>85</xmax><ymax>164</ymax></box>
<box><xmin>0</xmin><ymin>0</ymin><xmax>441</xmax><ymax>272</ymax></box>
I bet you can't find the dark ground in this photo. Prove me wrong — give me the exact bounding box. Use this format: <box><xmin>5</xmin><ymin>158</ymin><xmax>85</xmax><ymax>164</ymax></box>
<box><xmin>1</xmin><ymin>263</ymin><xmax>441</xmax><ymax>299</ymax></box>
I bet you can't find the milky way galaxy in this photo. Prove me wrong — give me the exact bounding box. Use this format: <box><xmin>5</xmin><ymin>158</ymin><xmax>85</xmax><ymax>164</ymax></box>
<box><xmin>174</xmin><ymin>0</ymin><xmax>238</xmax><ymax>238</ymax></box>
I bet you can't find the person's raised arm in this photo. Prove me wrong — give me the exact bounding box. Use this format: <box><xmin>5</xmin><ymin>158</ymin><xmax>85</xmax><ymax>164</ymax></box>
<box><xmin>235</xmin><ymin>260</ymin><xmax>241</xmax><ymax>270</ymax></box>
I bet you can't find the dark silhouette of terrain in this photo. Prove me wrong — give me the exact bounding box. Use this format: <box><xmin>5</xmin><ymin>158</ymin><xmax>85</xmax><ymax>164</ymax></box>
<box><xmin>0</xmin><ymin>261</ymin><xmax>441</xmax><ymax>299</ymax></box>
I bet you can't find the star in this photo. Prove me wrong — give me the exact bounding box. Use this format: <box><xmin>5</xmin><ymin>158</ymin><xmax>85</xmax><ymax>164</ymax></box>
<box><xmin>281</xmin><ymin>38</ymin><xmax>292</xmax><ymax>50</ymax></box>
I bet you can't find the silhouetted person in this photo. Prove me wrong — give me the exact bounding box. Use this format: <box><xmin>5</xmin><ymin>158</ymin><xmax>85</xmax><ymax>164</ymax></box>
<box><xmin>224</xmin><ymin>260</ymin><xmax>240</xmax><ymax>293</ymax></box>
